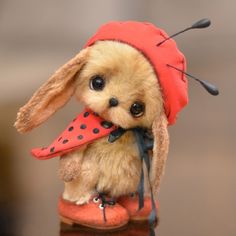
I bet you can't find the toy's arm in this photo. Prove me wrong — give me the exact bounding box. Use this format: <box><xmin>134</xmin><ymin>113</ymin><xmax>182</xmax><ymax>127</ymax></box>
<box><xmin>58</xmin><ymin>145</ymin><xmax>87</xmax><ymax>182</ymax></box>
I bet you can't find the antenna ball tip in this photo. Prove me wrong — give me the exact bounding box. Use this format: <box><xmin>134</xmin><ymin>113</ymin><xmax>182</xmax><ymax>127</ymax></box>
<box><xmin>212</xmin><ymin>89</ymin><xmax>219</xmax><ymax>96</ymax></box>
<box><xmin>191</xmin><ymin>18</ymin><xmax>211</xmax><ymax>29</ymax></box>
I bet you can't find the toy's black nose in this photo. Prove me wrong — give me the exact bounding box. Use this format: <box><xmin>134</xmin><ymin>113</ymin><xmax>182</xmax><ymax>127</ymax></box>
<box><xmin>109</xmin><ymin>97</ymin><xmax>119</xmax><ymax>107</ymax></box>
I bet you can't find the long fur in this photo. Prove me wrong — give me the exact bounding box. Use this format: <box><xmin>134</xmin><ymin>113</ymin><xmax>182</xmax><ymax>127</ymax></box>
<box><xmin>14</xmin><ymin>48</ymin><xmax>89</xmax><ymax>133</ymax></box>
<box><xmin>150</xmin><ymin>113</ymin><xmax>169</xmax><ymax>197</ymax></box>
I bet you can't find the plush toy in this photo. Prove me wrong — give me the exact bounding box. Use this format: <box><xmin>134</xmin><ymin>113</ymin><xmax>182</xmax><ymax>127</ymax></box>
<box><xmin>14</xmin><ymin>20</ymin><xmax>218</xmax><ymax>232</ymax></box>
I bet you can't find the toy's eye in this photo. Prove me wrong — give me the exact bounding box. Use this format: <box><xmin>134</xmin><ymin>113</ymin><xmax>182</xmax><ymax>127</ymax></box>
<box><xmin>90</xmin><ymin>75</ymin><xmax>105</xmax><ymax>91</ymax></box>
<box><xmin>130</xmin><ymin>102</ymin><xmax>145</xmax><ymax>117</ymax></box>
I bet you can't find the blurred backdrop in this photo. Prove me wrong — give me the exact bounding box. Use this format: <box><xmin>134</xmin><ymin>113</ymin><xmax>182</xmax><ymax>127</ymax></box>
<box><xmin>0</xmin><ymin>0</ymin><xmax>235</xmax><ymax>235</ymax></box>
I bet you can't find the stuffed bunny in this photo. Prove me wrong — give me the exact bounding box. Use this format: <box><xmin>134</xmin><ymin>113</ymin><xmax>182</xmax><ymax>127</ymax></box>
<box><xmin>15</xmin><ymin>21</ymin><xmax>189</xmax><ymax>230</ymax></box>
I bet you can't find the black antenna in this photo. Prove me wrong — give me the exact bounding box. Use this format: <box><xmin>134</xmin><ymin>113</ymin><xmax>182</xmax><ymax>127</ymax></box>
<box><xmin>167</xmin><ymin>64</ymin><xmax>219</xmax><ymax>96</ymax></box>
<box><xmin>157</xmin><ymin>18</ymin><xmax>211</xmax><ymax>46</ymax></box>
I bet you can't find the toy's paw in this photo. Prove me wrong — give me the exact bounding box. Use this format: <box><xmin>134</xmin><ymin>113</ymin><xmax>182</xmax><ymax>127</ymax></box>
<box><xmin>62</xmin><ymin>191</ymin><xmax>94</xmax><ymax>205</ymax></box>
<box><xmin>58</xmin><ymin>156</ymin><xmax>81</xmax><ymax>182</ymax></box>
<box><xmin>60</xmin><ymin>172</ymin><xmax>76</xmax><ymax>182</ymax></box>
<box><xmin>75</xmin><ymin>194</ymin><xmax>91</xmax><ymax>205</ymax></box>
<box><xmin>59</xmin><ymin>168</ymin><xmax>79</xmax><ymax>182</ymax></box>
<box><xmin>62</xmin><ymin>192</ymin><xmax>71</xmax><ymax>201</ymax></box>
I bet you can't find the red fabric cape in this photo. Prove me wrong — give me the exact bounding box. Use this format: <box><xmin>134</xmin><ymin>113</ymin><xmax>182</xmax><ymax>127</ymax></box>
<box><xmin>31</xmin><ymin>108</ymin><xmax>116</xmax><ymax>160</ymax></box>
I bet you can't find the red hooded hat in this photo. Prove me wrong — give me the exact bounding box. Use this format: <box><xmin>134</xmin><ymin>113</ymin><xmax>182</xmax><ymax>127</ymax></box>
<box><xmin>31</xmin><ymin>21</ymin><xmax>188</xmax><ymax>160</ymax></box>
<box><xmin>85</xmin><ymin>21</ymin><xmax>188</xmax><ymax>125</ymax></box>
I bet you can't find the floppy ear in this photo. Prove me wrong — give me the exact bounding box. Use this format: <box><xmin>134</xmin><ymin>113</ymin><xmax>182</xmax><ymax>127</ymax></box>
<box><xmin>150</xmin><ymin>112</ymin><xmax>169</xmax><ymax>196</ymax></box>
<box><xmin>14</xmin><ymin>48</ymin><xmax>89</xmax><ymax>133</ymax></box>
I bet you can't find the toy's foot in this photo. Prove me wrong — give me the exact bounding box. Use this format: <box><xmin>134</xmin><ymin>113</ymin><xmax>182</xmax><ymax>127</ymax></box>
<box><xmin>117</xmin><ymin>193</ymin><xmax>159</xmax><ymax>221</ymax></box>
<box><xmin>59</xmin><ymin>195</ymin><xmax>129</xmax><ymax>230</ymax></box>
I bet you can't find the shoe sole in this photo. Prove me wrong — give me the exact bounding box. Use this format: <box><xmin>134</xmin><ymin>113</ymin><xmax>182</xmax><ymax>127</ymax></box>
<box><xmin>130</xmin><ymin>216</ymin><xmax>149</xmax><ymax>221</ymax></box>
<box><xmin>130</xmin><ymin>216</ymin><xmax>159</xmax><ymax>227</ymax></box>
<box><xmin>60</xmin><ymin>215</ymin><xmax>129</xmax><ymax>231</ymax></box>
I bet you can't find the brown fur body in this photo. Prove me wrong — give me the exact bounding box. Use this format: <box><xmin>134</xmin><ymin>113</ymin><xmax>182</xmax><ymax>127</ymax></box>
<box><xmin>15</xmin><ymin>41</ymin><xmax>169</xmax><ymax>204</ymax></box>
<box><xmin>61</xmin><ymin>131</ymin><xmax>141</xmax><ymax>204</ymax></box>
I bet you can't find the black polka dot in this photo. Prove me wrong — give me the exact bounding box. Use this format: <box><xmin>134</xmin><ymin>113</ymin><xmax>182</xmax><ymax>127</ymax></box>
<box><xmin>84</xmin><ymin>111</ymin><xmax>90</xmax><ymax>117</ymax></box>
<box><xmin>93</xmin><ymin>128</ymin><xmax>100</xmax><ymax>134</ymax></box>
<box><xmin>80</xmin><ymin>124</ymin><xmax>87</xmax><ymax>129</ymax></box>
<box><xmin>101</xmin><ymin>121</ymin><xmax>113</xmax><ymax>129</ymax></box>
<box><xmin>63</xmin><ymin>139</ymin><xmax>68</xmax><ymax>144</ymax></box>
<box><xmin>78</xmin><ymin>135</ymin><xmax>83</xmax><ymax>140</ymax></box>
<box><xmin>93</xmin><ymin>112</ymin><xmax>99</xmax><ymax>117</ymax></box>
<box><xmin>68</xmin><ymin>126</ymin><xmax>74</xmax><ymax>131</ymax></box>
<box><xmin>50</xmin><ymin>147</ymin><xmax>55</xmax><ymax>153</ymax></box>
<box><xmin>58</xmin><ymin>137</ymin><xmax>62</xmax><ymax>142</ymax></box>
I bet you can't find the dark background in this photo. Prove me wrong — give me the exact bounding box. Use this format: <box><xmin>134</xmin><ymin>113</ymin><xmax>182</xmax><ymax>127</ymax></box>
<box><xmin>0</xmin><ymin>0</ymin><xmax>235</xmax><ymax>235</ymax></box>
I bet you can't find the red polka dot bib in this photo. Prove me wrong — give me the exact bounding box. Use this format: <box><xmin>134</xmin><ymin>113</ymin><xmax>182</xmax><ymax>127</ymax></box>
<box><xmin>31</xmin><ymin>108</ymin><xmax>117</xmax><ymax>160</ymax></box>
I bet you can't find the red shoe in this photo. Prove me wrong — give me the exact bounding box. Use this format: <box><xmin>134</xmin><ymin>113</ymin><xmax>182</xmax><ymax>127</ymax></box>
<box><xmin>118</xmin><ymin>193</ymin><xmax>159</xmax><ymax>221</ymax></box>
<box><xmin>59</xmin><ymin>195</ymin><xmax>129</xmax><ymax>231</ymax></box>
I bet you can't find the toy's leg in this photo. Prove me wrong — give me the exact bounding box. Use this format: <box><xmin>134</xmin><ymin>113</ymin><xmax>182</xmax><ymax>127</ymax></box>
<box><xmin>59</xmin><ymin>161</ymin><xmax>129</xmax><ymax>230</ymax></box>
<box><xmin>63</xmin><ymin>179</ymin><xmax>96</xmax><ymax>205</ymax></box>
<box><xmin>59</xmin><ymin>194</ymin><xmax>129</xmax><ymax>230</ymax></box>
<box><xmin>62</xmin><ymin>155</ymin><xmax>99</xmax><ymax>204</ymax></box>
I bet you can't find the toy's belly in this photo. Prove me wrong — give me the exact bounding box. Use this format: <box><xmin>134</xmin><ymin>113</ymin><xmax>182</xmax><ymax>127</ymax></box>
<box><xmin>85</xmin><ymin>132</ymin><xmax>141</xmax><ymax>197</ymax></box>
<box><xmin>96</xmin><ymin>152</ymin><xmax>141</xmax><ymax>197</ymax></box>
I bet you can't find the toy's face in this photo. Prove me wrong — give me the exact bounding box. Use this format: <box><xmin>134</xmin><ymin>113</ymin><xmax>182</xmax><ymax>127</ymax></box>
<box><xmin>75</xmin><ymin>41</ymin><xmax>163</xmax><ymax>129</ymax></box>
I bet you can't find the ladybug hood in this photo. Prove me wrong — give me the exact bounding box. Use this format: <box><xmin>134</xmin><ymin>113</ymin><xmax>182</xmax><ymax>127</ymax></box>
<box><xmin>31</xmin><ymin>108</ymin><xmax>116</xmax><ymax>160</ymax></box>
<box><xmin>84</xmin><ymin>21</ymin><xmax>188</xmax><ymax>125</ymax></box>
